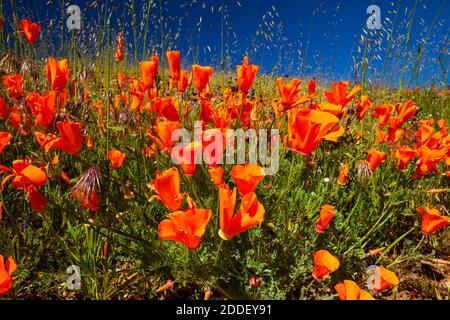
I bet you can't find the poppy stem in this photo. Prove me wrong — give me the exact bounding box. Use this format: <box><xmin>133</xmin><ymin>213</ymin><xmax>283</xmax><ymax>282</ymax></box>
<box><xmin>284</xmin><ymin>152</ymin><xmax>296</xmax><ymax>235</ymax></box>
<box><xmin>301</xmin><ymin>279</ymin><xmax>315</xmax><ymax>299</ymax></box>
<box><xmin>234</xmin><ymin>94</ymin><xmax>245</xmax><ymax>129</ymax></box>
<box><xmin>0</xmin><ymin>191</ymin><xmax>10</xmax><ymax>219</ymax></box>
<box><xmin>183</xmin><ymin>174</ymin><xmax>206</xmax><ymax>208</ymax></box>
<box><xmin>213</xmin><ymin>283</ymin><xmax>234</xmax><ymax>300</ymax></box>
<box><xmin>375</xmin><ymin>227</ymin><xmax>415</xmax><ymax>264</ymax></box>
<box><xmin>214</xmin><ymin>240</ymin><xmax>223</xmax><ymax>263</ymax></box>
<box><xmin>142</xmin><ymin>0</ymin><xmax>152</xmax><ymax>58</ymax></box>
<box><xmin>412</xmin><ymin>235</ymin><xmax>425</xmax><ymax>253</ymax></box>
<box><xmin>51</xmin><ymin>91</ymin><xmax>60</xmax><ymax>131</ymax></box>
<box><xmin>104</xmin><ymin>7</ymin><xmax>113</xmax><ymax>226</ymax></box>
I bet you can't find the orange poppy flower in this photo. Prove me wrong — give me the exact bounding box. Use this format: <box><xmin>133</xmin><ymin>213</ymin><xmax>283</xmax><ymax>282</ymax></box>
<box><xmin>151</xmin><ymin>55</ymin><xmax>159</xmax><ymax>73</ymax></box>
<box><xmin>50</xmin><ymin>154</ymin><xmax>59</xmax><ymax>165</ymax></box>
<box><xmin>416</xmin><ymin>206</ymin><xmax>450</xmax><ymax>235</ymax></box>
<box><xmin>0</xmin><ymin>132</ymin><xmax>12</xmax><ymax>154</ymax></box>
<box><xmin>166</xmin><ymin>51</ymin><xmax>181</xmax><ymax>82</ymax></box>
<box><xmin>308</xmin><ymin>79</ymin><xmax>316</xmax><ymax>95</ymax></box>
<box><xmin>140</xmin><ymin>61</ymin><xmax>157</xmax><ymax>90</ymax></box>
<box><xmin>275</xmin><ymin>77</ymin><xmax>302</xmax><ymax>107</ymax></box>
<box><xmin>178</xmin><ymin>70</ymin><xmax>189</xmax><ymax>92</ymax></box>
<box><xmin>0</xmin><ymin>255</ymin><xmax>17</xmax><ymax>295</ymax></box>
<box><xmin>288</xmin><ymin>109</ymin><xmax>341</xmax><ymax>155</ymax></box>
<box><xmin>34</xmin><ymin>131</ymin><xmax>56</xmax><ymax>153</ymax></box>
<box><xmin>52</xmin><ymin>121</ymin><xmax>84</xmax><ymax>155</ymax></box>
<box><xmin>437</xmin><ymin>119</ymin><xmax>448</xmax><ymax>134</ymax></box>
<box><xmin>117</xmin><ymin>72</ymin><xmax>127</xmax><ymax>88</ymax></box>
<box><xmin>198</xmin><ymin>99</ymin><xmax>213</xmax><ymax>125</ymax></box>
<box><xmin>150</xmin><ymin>121</ymin><xmax>181</xmax><ymax>149</ymax></box>
<box><xmin>114</xmin><ymin>93</ymin><xmax>123</xmax><ymax>109</ymax></box>
<box><xmin>192</xmin><ymin>64</ymin><xmax>213</xmax><ymax>92</ymax></box>
<box><xmin>312</xmin><ymin>249</ymin><xmax>340</xmax><ymax>280</ymax></box>
<box><xmin>315</xmin><ymin>204</ymin><xmax>336</xmax><ymax>233</ymax></box>
<box><xmin>238</xmin><ymin>99</ymin><xmax>254</xmax><ymax>127</ymax></box>
<box><xmin>322</xmin><ymin>124</ymin><xmax>346</xmax><ymax>142</ymax></box>
<box><xmin>60</xmin><ymin>170</ymin><xmax>70</xmax><ymax>184</ymax></box>
<box><xmin>337</xmin><ymin>163</ymin><xmax>349</xmax><ymax>185</ymax></box>
<box><xmin>7</xmin><ymin>107</ymin><xmax>30</xmax><ymax>136</ymax></box>
<box><xmin>128</xmin><ymin>77</ymin><xmax>146</xmax><ymax>111</ymax></box>
<box><xmin>154</xmin><ymin>97</ymin><xmax>180</xmax><ymax>122</ymax></box>
<box><xmin>375</xmin><ymin>127</ymin><xmax>388</xmax><ymax>144</ymax></box>
<box><xmin>158</xmin><ymin>207</ymin><xmax>212</xmax><ymax>250</ymax></box>
<box><xmin>72</xmin><ymin>189</ymin><xmax>99</xmax><ymax>212</ymax></box>
<box><xmin>46</xmin><ymin>58</ymin><xmax>69</xmax><ymax>92</ymax></box>
<box><xmin>26</xmin><ymin>91</ymin><xmax>57</xmax><ymax>127</ymax></box>
<box><xmin>0</xmin><ymin>159</ymin><xmax>47</xmax><ymax>212</ymax></box>
<box><xmin>335</xmin><ymin>280</ymin><xmax>375</xmax><ymax>300</ymax></box>
<box><xmin>230</xmin><ymin>164</ymin><xmax>265</xmax><ymax>197</ymax></box>
<box><xmin>211</xmin><ymin>106</ymin><xmax>234</xmax><ymax>128</ymax></box>
<box><xmin>218</xmin><ymin>184</ymin><xmax>265</xmax><ymax>240</ymax></box>
<box><xmin>35</xmin><ymin>121</ymin><xmax>83</xmax><ymax>155</ymax></box>
<box><xmin>395</xmin><ymin>101</ymin><xmax>417</xmax><ymax>128</ymax></box>
<box><xmin>26</xmin><ymin>185</ymin><xmax>47</xmax><ymax>212</ymax></box>
<box><xmin>173</xmin><ymin>141</ymin><xmax>202</xmax><ymax>177</ymax></box>
<box><xmin>324</xmin><ymin>81</ymin><xmax>361</xmax><ymax>107</ymax></box>
<box><xmin>198</xmin><ymin>128</ymin><xmax>225</xmax><ymax>166</ymax></box>
<box><xmin>87</xmin><ymin>137</ymin><xmax>94</xmax><ymax>150</ymax></box>
<box><xmin>149</xmin><ymin>167</ymin><xmax>184</xmax><ymax>211</ymax></box>
<box><xmin>144</xmin><ymin>144</ymin><xmax>156</xmax><ymax>159</ymax></box>
<box><xmin>371</xmin><ymin>104</ymin><xmax>394</xmax><ymax>127</ymax></box>
<box><xmin>115</xmin><ymin>32</ymin><xmax>124</xmax><ymax>62</ymax></box>
<box><xmin>19</xmin><ymin>19</ymin><xmax>41</xmax><ymax>44</ymax></box>
<box><xmin>0</xmin><ymin>160</ymin><xmax>47</xmax><ymax>190</ymax></box>
<box><xmin>366</xmin><ymin>149</ymin><xmax>386</xmax><ymax>172</ymax></box>
<box><xmin>108</xmin><ymin>149</ymin><xmax>126</xmax><ymax>169</ymax></box>
<box><xmin>415</xmin><ymin>123</ymin><xmax>437</xmax><ymax>147</ymax></box>
<box><xmin>356</xmin><ymin>95</ymin><xmax>372</xmax><ymax>120</ymax></box>
<box><xmin>318</xmin><ymin>102</ymin><xmax>347</xmax><ymax>117</ymax></box>
<box><xmin>0</xmin><ymin>97</ymin><xmax>6</xmax><ymax>118</ymax></box>
<box><xmin>236</xmin><ymin>56</ymin><xmax>259</xmax><ymax>94</ymax></box>
<box><xmin>415</xmin><ymin>146</ymin><xmax>447</xmax><ymax>178</ymax></box>
<box><xmin>208</xmin><ymin>166</ymin><xmax>224</xmax><ymax>186</ymax></box>
<box><xmin>83</xmin><ymin>88</ymin><xmax>90</xmax><ymax>102</ymax></box>
<box><xmin>2</xmin><ymin>74</ymin><xmax>22</xmax><ymax>99</ymax></box>
<box><xmin>372</xmin><ymin>266</ymin><xmax>399</xmax><ymax>293</ymax></box>
<box><xmin>386</xmin><ymin>122</ymin><xmax>401</xmax><ymax>142</ymax></box>
<box><xmin>395</xmin><ymin>147</ymin><xmax>417</xmax><ymax>170</ymax></box>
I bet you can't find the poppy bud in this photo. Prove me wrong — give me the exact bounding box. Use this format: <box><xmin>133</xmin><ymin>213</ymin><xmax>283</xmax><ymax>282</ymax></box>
<box><xmin>204</xmin><ymin>289</ymin><xmax>213</xmax><ymax>300</ymax></box>
<box><xmin>337</xmin><ymin>163</ymin><xmax>349</xmax><ymax>185</ymax></box>
<box><xmin>155</xmin><ymin>279</ymin><xmax>175</xmax><ymax>294</ymax></box>
<box><xmin>312</xmin><ymin>250</ymin><xmax>340</xmax><ymax>280</ymax></box>
<box><xmin>249</xmin><ymin>276</ymin><xmax>262</xmax><ymax>289</ymax></box>
<box><xmin>103</xmin><ymin>240</ymin><xmax>110</xmax><ymax>260</ymax></box>
<box><xmin>315</xmin><ymin>204</ymin><xmax>336</xmax><ymax>233</ymax></box>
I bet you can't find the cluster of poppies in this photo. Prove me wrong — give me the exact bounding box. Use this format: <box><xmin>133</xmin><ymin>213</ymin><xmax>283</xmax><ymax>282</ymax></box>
<box><xmin>150</xmin><ymin>164</ymin><xmax>266</xmax><ymax>249</ymax></box>
<box><xmin>311</xmin><ymin>249</ymin><xmax>400</xmax><ymax>300</ymax></box>
<box><xmin>1</xmin><ymin>57</ymin><xmax>85</xmax><ymax>213</ymax></box>
<box><xmin>310</xmin><ymin>205</ymin><xmax>398</xmax><ymax>300</ymax></box>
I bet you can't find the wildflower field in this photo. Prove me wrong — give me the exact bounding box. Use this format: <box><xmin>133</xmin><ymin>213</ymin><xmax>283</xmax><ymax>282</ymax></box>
<box><xmin>0</xmin><ymin>0</ymin><xmax>449</xmax><ymax>301</ymax></box>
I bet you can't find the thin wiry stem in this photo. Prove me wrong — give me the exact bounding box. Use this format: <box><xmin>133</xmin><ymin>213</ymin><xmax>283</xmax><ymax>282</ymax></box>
<box><xmin>398</xmin><ymin>0</ymin><xmax>419</xmax><ymax>98</ymax></box>
<box><xmin>407</xmin><ymin>0</ymin><xmax>447</xmax><ymax>89</ymax></box>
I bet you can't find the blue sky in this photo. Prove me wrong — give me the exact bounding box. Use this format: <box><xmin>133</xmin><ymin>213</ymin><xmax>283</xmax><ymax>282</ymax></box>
<box><xmin>2</xmin><ymin>0</ymin><xmax>449</xmax><ymax>86</ymax></box>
